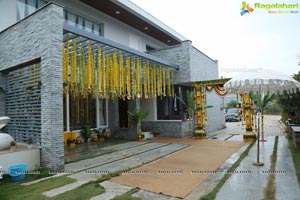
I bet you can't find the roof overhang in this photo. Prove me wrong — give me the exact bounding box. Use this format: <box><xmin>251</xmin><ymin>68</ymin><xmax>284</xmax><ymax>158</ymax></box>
<box><xmin>63</xmin><ymin>23</ymin><xmax>179</xmax><ymax>70</ymax></box>
<box><xmin>79</xmin><ymin>0</ymin><xmax>186</xmax><ymax>45</ymax></box>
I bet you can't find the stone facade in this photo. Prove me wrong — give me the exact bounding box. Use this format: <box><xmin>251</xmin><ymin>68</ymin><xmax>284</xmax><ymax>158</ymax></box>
<box><xmin>0</xmin><ymin>3</ymin><xmax>64</xmax><ymax>170</ymax></box>
<box><xmin>0</xmin><ymin>73</ymin><xmax>5</xmax><ymax>116</ymax></box>
<box><xmin>149</xmin><ymin>40</ymin><xmax>225</xmax><ymax>134</ymax></box>
<box><xmin>142</xmin><ymin>120</ymin><xmax>190</xmax><ymax>137</ymax></box>
<box><xmin>149</xmin><ymin>41</ymin><xmax>191</xmax><ymax>84</ymax></box>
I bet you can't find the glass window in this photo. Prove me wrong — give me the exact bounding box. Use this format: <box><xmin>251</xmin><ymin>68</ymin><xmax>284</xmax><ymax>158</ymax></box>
<box><xmin>63</xmin><ymin>95</ymin><xmax>108</xmax><ymax>131</ymax></box>
<box><xmin>157</xmin><ymin>86</ymin><xmax>191</xmax><ymax>120</ymax></box>
<box><xmin>17</xmin><ymin>0</ymin><xmax>47</xmax><ymax>20</ymax></box>
<box><xmin>64</xmin><ymin>10</ymin><xmax>104</xmax><ymax>36</ymax></box>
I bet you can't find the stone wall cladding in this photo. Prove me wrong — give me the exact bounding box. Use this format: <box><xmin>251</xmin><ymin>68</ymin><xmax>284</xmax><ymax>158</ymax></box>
<box><xmin>0</xmin><ymin>73</ymin><xmax>5</xmax><ymax>116</ymax></box>
<box><xmin>0</xmin><ymin>3</ymin><xmax>64</xmax><ymax>170</ymax></box>
<box><xmin>148</xmin><ymin>41</ymin><xmax>191</xmax><ymax>84</ymax></box>
<box><xmin>142</xmin><ymin>120</ymin><xmax>189</xmax><ymax>137</ymax></box>
<box><xmin>189</xmin><ymin>46</ymin><xmax>218</xmax><ymax>81</ymax></box>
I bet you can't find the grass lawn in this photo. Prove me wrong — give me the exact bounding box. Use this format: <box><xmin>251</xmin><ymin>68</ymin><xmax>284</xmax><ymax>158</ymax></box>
<box><xmin>0</xmin><ymin>175</ymin><xmax>75</xmax><ymax>200</ymax></box>
<box><xmin>0</xmin><ymin>170</ymin><xmax>126</xmax><ymax>200</ymax></box>
<box><xmin>264</xmin><ymin>136</ymin><xmax>278</xmax><ymax>199</ymax></box>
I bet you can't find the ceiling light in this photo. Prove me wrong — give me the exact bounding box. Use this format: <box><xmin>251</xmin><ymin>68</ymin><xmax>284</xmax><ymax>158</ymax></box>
<box><xmin>144</xmin><ymin>27</ymin><xmax>148</xmax><ymax>30</ymax></box>
<box><xmin>167</xmin><ymin>40</ymin><xmax>171</xmax><ymax>43</ymax></box>
<box><xmin>115</xmin><ymin>11</ymin><xmax>120</xmax><ymax>14</ymax></box>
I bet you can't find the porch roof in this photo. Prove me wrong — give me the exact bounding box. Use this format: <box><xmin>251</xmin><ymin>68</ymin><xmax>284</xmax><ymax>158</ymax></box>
<box><xmin>63</xmin><ymin>23</ymin><xmax>179</xmax><ymax>70</ymax></box>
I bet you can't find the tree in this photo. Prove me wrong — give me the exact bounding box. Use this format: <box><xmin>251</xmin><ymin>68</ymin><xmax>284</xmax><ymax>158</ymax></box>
<box><xmin>250</xmin><ymin>92</ymin><xmax>275</xmax><ymax>115</ymax></box>
<box><xmin>226</xmin><ymin>100</ymin><xmax>237</xmax><ymax>109</ymax></box>
<box><xmin>277</xmin><ymin>72</ymin><xmax>300</xmax><ymax>121</ymax></box>
<box><xmin>128</xmin><ymin>108</ymin><xmax>149</xmax><ymax>138</ymax></box>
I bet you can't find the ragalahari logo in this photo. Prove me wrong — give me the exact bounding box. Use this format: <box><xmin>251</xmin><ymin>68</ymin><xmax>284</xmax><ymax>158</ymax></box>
<box><xmin>240</xmin><ymin>2</ymin><xmax>254</xmax><ymax>15</ymax></box>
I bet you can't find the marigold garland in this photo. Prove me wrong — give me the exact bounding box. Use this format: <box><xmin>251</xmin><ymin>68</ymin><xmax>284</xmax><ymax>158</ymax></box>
<box><xmin>62</xmin><ymin>39</ymin><xmax>174</xmax><ymax>100</ymax></box>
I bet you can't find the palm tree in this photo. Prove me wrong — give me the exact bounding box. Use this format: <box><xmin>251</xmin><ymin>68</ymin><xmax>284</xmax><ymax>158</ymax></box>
<box><xmin>250</xmin><ymin>92</ymin><xmax>275</xmax><ymax>140</ymax></box>
<box><xmin>128</xmin><ymin>108</ymin><xmax>148</xmax><ymax>139</ymax></box>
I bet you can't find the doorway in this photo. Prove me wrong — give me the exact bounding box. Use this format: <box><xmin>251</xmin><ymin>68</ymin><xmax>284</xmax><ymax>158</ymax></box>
<box><xmin>118</xmin><ymin>99</ymin><xmax>128</xmax><ymax>128</ymax></box>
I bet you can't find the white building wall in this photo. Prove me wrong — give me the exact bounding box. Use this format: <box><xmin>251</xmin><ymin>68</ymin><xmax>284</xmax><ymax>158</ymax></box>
<box><xmin>0</xmin><ymin>0</ymin><xmax>17</xmax><ymax>32</ymax></box>
<box><xmin>52</xmin><ymin>0</ymin><xmax>168</xmax><ymax>51</ymax></box>
<box><xmin>0</xmin><ymin>0</ymin><xmax>169</xmax><ymax>51</ymax></box>
<box><xmin>206</xmin><ymin>91</ymin><xmax>226</xmax><ymax>133</ymax></box>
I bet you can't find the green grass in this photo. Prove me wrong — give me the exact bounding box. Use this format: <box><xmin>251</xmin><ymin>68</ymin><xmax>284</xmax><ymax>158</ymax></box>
<box><xmin>264</xmin><ymin>136</ymin><xmax>278</xmax><ymax>200</ymax></box>
<box><xmin>287</xmin><ymin>135</ymin><xmax>300</xmax><ymax>185</ymax></box>
<box><xmin>49</xmin><ymin>180</ymin><xmax>105</xmax><ymax>200</ymax></box>
<box><xmin>0</xmin><ymin>175</ymin><xmax>75</xmax><ymax>200</ymax></box>
<box><xmin>111</xmin><ymin>188</ymin><xmax>141</xmax><ymax>200</ymax></box>
<box><xmin>200</xmin><ymin>141</ymin><xmax>256</xmax><ymax>200</ymax></box>
<box><xmin>0</xmin><ymin>169</ymin><xmax>125</xmax><ymax>200</ymax></box>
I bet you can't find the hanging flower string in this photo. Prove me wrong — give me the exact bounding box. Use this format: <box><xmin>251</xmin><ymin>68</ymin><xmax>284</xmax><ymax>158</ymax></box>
<box><xmin>62</xmin><ymin>37</ymin><xmax>174</xmax><ymax>100</ymax></box>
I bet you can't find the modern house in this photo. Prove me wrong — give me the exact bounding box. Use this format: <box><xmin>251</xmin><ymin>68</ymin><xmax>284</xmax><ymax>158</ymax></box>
<box><xmin>0</xmin><ymin>0</ymin><xmax>225</xmax><ymax>170</ymax></box>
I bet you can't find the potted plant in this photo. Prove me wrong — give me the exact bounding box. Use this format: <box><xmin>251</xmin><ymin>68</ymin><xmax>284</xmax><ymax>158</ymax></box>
<box><xmin>94</xmin><ymin>129</ymin><xmax>105</xmax><ymax>142</ymax></box>
<box><xmin>67</xmin><ymin>138</ymin><xmax>76</xmax><ymax>147</ymax></box>
<box><xmin>153</xmin><ymin>129</ymin><xmax>160</xmax><ymax>137</ymax></box>
<box><xmin>80</xmin><ymin>125</ymin><xmax>91</xmax><ymax>143</ymax></box>
<box><xmin>137</xmin><ymin>133</ymin><xmax>145</xmax><ymax>141</ymax></box>
<box><xmin>128</xmin><ymin>108</ymin><xmax>148</xmax><ymax>141</ymax></box>
<box><xmin>75</xmin><ymin>136</ymin><xmax>82</xmax><ymax>144</ymax></box>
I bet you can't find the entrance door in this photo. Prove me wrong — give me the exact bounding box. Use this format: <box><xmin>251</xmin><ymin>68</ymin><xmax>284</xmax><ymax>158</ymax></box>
<box><xmin>118</xmin><ymin>99</ymin><xmax>128</xmax><ymax>128</ymax></box>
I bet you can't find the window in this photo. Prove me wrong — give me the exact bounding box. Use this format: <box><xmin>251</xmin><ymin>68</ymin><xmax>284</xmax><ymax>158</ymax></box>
<box><xmin>64</xmin><ymin>10</ymin><xmax>104</xmax><ymax>36</ymax></box>
<box><xmin>157</xmin><ymin>86</ymin><xmax>191</xmax><ymax>120</ymax></box>
<box><xmin>17</xmin><ymin>0</ymin><xmax>47</xmax><ymax>20</ymax></box>
<box><xmin>146</xmin><ymin>45</ymin><xmax>155</xmax><ymax>52</ymax></box>
<box><xmin>63</xmin><ymin>95</ymin><xmax>108</xmax><ymax>131</ymax></box>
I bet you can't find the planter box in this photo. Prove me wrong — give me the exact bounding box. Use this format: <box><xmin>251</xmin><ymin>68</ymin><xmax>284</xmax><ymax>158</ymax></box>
<box><xmin>292</xmin><ymin>126</ymin><xmax>300</xmax><ymax>149</ymax></box>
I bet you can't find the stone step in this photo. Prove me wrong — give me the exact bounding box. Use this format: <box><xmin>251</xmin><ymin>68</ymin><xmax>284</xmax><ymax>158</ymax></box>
<box><xmin>65</xmin><ymin>142</ymin><xmax>170</xmax><ymax>172</ymax></box>
<box><xmin>69</xmin><ymin>143</ymin><xmax>188</xmax><ymax>181</ymax></box>
<box><xmin>90</xmin><ymin>181</ymin><xmax>132</xmax><ymax>200</ymax></box>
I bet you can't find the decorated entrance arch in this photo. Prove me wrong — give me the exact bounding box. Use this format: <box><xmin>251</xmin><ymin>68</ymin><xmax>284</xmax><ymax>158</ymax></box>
<box><xmin>192</xmin><ymin>79</ymin><xmax>229</xmax><ymax>138</ymax></box>
<box><xmin>192</xmin><ymin>78</ymin><xmax>256</xmax><ymax>141</ymax></box>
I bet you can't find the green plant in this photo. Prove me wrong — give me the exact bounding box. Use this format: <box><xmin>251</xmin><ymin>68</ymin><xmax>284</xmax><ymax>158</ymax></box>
<box><xmin>290</xmin><ymin>116</ymin><xmax>300</xmax><ymax>124</ymax></box>
<box><xmin>10</xmin><ymin>141</ymin><xmax>16</xmax><ymax>146</ymax></box>
<box><xmin>128</xmin><ymin>108</ymin><xmax>148</xmax><ymax>136</ymax></box>
<box><xmin>80</xmin><ymin>125</ymin><xmax>91</xmax><ymax>143</ymax></box>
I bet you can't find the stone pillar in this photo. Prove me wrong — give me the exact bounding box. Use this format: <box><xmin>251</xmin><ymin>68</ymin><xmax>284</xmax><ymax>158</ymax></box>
<box><xmin>0</xmin><ymin>3</ymin><xmax>65</xmax><ymax>170</ymax></box>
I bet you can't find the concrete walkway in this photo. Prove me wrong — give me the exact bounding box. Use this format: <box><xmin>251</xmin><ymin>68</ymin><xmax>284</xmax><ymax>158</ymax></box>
<box><xmin>213</xmin><ymin>115</ymin><xmax>300</xmax><ymax>200</ymax></box>
<box><xmin>40</xmin><ymin>115</ymin><xmax>300</xmax><ymax>200</ymax></box>
<box><xmin>43</xmin><ymin>142</ymin><xmax>188</xmax><ymax>197</ymax></box>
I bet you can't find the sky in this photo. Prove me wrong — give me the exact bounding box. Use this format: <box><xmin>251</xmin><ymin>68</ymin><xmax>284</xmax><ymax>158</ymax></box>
<box><xmin>130</xmin><ymin>0</ymin><xmax>300</xmax><ymax>77</ymax></box>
